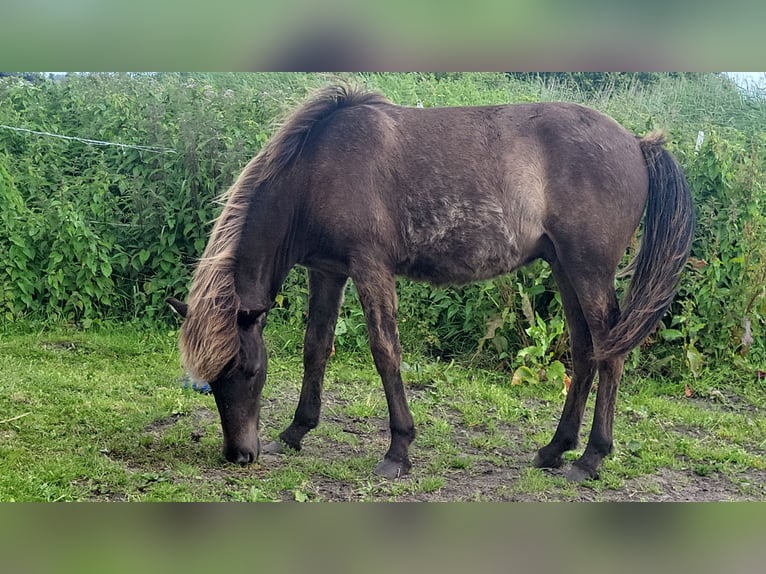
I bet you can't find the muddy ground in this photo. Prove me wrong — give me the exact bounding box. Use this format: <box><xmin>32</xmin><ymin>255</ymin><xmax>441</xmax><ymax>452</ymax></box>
<box><xmin>110</xmin><ymin>390</ymin><xmax>766</xmax><ymax>502</ymax></box>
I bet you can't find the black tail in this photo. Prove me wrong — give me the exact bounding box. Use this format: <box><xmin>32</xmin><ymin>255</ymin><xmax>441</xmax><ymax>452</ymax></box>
<box><xmin>597</xmin><ymin>134</ymin><xmax>695</xmax><ymax>359</ymax></box>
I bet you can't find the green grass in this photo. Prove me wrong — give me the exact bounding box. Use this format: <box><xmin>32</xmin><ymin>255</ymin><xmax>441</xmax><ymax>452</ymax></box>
<box><xmin>1</xmin><ymin>323</ymin><xmax>765</xmax><ymax>501</ymax></box>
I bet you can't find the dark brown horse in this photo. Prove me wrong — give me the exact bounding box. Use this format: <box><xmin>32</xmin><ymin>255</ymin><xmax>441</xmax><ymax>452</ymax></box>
<box><xmin>168</xmin><ymin>84</ymin><xmax>694</xmax><ymax>481</ymax></box>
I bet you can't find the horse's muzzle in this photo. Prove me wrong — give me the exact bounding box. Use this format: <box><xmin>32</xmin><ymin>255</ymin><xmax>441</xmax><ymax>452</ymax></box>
<box><xmin>224</xmin><ymin>437</ymin><xmax>260</xmax><ymax>465</ymax></box>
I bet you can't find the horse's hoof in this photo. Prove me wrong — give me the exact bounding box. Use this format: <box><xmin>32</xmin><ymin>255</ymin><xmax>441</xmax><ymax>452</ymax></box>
<box><xmin>262</xmin><ymin>440</ymin><xmax>286</xmax><ymax>455</ymax></box>
<box><xmin>533</xmin><ymin>451</ymin><xmax>563</xmax><ymax>469</ymax></box>
<box><xmin>373</xmin><ymin>458</ymin><xmax>411</xmax><ymax>479</ymax></box>
<box><xmin>565</xmin><ymin>464</ymin><xmax>598</xmax><ymax>483</ymax></box>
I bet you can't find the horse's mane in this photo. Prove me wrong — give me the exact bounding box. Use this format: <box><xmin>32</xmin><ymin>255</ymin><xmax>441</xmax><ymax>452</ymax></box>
<box><xmin>179</xmin><ymin>84</ymin><xmax>390</xmax><ymax>381</ymax></box>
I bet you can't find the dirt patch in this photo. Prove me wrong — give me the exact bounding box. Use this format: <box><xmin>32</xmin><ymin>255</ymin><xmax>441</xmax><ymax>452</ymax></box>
<box><xmin>94</xmin><ymin>391</ymin><xmax>766</xmax><ymax>502</ymax></box>
<box><xmin>93</xmin><ymin>406</ymin><xmax>241</xmax><ymax>499</ymax></box>
<box><xmin>72</xmin><ymin>477</ymin><xmax>130</xmax><ymax>502</ymax></box>
<box><xmin>581</xmin><ymin>467</ymin><xmax>766</xmax><ymax>502</ymax></box>
<box><xmin>143</xmin><ymin>413</ymin><xmax>184</xmax><ymax>435</ymax></box>
<box><xmin>143</xmin><ymin>408</ymin><xmax>217</xmax><ymax>440</ymax></box>
<box><xmin>41</xmin><ymin>340</ymin><xmax>90</xmax><ymax>353</ymax></box>
<box><xmin>273</xmin><ymin>389</ymin><xmax>766</xmax><ymax>501</ymax></box>
<box><xmin>687</xmin><ymin>389</ymin><xmax>762</xmax><ymax>415</ymax></box>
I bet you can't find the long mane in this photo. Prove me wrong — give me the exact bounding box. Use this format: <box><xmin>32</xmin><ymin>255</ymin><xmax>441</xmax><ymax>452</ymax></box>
<box><xmin>179</xmin><ymin>84</ymin><xmax>390</xmax><ymax>381</ymax></box>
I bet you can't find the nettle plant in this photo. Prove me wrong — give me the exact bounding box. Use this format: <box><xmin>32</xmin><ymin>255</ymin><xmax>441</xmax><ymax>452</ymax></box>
<box><xmin>0</xmin><ymin>159</ymin><xmax>39</xmax><ymax>320</ymax></box>
<box><xmin>678</xmin><ymin>131</ymin><xmax>766</xmax><ymax>370</ymax></box>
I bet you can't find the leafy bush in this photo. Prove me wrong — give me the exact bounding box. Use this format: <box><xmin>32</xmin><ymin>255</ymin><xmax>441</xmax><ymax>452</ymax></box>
<box><xmin>678</xmin><ymin>131</ymin><xmax>766</xmax><ymax>369</ymax></box>
<box><xmin>0</xmin><ymin>73</ymin><xmax>317</xmax><ymax>324</ymax></box>
<box><xmin>1</xmin><ymin>72</ymin><xmax>764</xmax><ymax>378</ymax></box>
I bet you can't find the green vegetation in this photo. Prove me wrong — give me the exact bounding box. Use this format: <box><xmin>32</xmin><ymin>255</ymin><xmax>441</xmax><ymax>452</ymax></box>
<box><xmin>1</xmin><ymin>326</ymin><xmax>764</xmax><ymax>501</ymax></box>
<box><xmin>1</xmin><ymin>72</ymin><xmax>764</xmax><ymax>372</ymax></box>
<box><xmin>1</xmin><ymin>73</ymin><xmax>765</xmax><ymax>500</ymax></box>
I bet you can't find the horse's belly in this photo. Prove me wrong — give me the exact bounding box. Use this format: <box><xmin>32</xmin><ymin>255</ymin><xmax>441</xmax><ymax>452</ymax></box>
<box><xmin>397</xmin><ymin>233</ymin><xmax>528</xmax><ymax>285</ymax></box>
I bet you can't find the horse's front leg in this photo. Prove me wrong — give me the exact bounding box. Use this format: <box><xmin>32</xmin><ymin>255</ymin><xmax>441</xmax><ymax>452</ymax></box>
<box><xmin>263</xmin><ymin>270</ymin><xmax>347</xmax><ymax>454</ymax></box>
<box><xmin>352</xmin><ymin>264</ymin><xmax>415</xmax><ymax>479</ymax></box>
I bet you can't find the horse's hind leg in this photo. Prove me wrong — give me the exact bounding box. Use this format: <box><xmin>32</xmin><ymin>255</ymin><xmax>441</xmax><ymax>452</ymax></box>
<box><xmin>562</xmin><ymin>277</ymin><xmax>624</xmax><ymax>482</ymax></box>
<box><xmin>534</xmin><ymin>261</ymin><xmax>597</xmax><ymax>469</ymax></box>
<box><xmin>351</xmin><ymin>263</ymin><xmax>415</xmax><ymax>479</ymax></box>
<box><xmin>567</xmin><ymin>350</ymin><xmax>625</xmax><ymax>482</ymax></box>
<box><xmin>263</xmin><ymin>270</ymin><xmax>347</xmax><ymax>454</ymax></box>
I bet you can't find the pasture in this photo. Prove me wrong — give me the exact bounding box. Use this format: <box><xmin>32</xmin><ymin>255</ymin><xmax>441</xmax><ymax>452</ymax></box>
<box><xmin>2</xmin><ymin>325</ymin><xmax>765</xmax><ymax>501</ymax></box>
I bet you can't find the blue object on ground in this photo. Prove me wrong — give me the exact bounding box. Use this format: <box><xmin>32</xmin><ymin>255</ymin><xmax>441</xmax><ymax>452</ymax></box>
<box><xmin>180</xmin><ymin>374</ymin><xmax>212</xmax><ymax>394</ymax></box>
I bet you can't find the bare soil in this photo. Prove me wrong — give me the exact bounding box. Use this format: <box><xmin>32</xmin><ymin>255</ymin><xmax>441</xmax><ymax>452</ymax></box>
<box><xmin>106</xmin><ymin>388</ymin><xmax>766</xmax><ymax>502</ymax></box>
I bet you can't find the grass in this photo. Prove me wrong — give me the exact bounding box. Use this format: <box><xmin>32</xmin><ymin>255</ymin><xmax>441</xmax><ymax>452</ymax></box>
<box><xmin>1</xmin><ymin>322</ymin><xmax>765</xmax><ymax>501</ymax></box>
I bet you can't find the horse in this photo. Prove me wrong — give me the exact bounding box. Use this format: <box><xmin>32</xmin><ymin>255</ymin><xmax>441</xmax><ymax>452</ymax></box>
<box><xmin>168</xmin><ymin>84</ymin><xmax>694</xmax><ymax>482</ymax></box>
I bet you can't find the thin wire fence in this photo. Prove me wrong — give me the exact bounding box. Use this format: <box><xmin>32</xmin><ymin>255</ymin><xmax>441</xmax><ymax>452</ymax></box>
<box><xmin>0</xmin><ymin>124</ymin><xmax>177</xmax><ymax>154</ymax></box>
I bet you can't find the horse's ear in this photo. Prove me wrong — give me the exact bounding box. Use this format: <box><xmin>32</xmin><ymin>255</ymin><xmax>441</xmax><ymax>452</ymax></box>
<box><xmin>166</xmin><ymin>297</ymin><xmax>188</xmax><ymax>318</ymax></box>
<box><xmin>237</xmin><ymin>309</ymin><xmax>266</xmax><ymax>331</ymax></box>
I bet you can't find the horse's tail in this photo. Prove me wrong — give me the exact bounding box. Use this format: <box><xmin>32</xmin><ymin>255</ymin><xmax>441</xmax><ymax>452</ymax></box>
<box><xmin>596</xmin><ymin>133</ymin><xmax>695</xmax><ymax>360</ymax></box>
<box><xmin>180</xmin><ymin>84</ymin><xmax>388</xmax><ymax>381</ymax></box>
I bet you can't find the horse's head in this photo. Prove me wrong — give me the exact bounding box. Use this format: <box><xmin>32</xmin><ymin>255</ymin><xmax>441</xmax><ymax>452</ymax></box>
<box><xmin>168</xmin><ymin>297</ymin><xmax>267</xmax><ymax>465</ymax></box>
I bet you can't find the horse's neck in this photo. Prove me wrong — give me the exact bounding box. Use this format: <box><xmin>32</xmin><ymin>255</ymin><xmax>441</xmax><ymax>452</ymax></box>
<box><xmin>233</xmin><ymin>208</ymin><xmax>301</xmax><ymax>312</ymax></box>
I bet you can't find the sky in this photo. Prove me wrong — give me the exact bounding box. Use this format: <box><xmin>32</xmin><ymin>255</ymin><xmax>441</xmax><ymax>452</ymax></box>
<box><xmin>726</xmin><ymin>72</ymin><xmax>766</xmax><ymax>89</ymax></box>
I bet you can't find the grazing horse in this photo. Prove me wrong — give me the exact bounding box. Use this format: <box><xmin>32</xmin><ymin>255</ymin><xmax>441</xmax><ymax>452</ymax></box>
<box><xmin>168</xmin><ymin>84</ymin><xmax>694</xmax><ymax>482</ymax></box>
